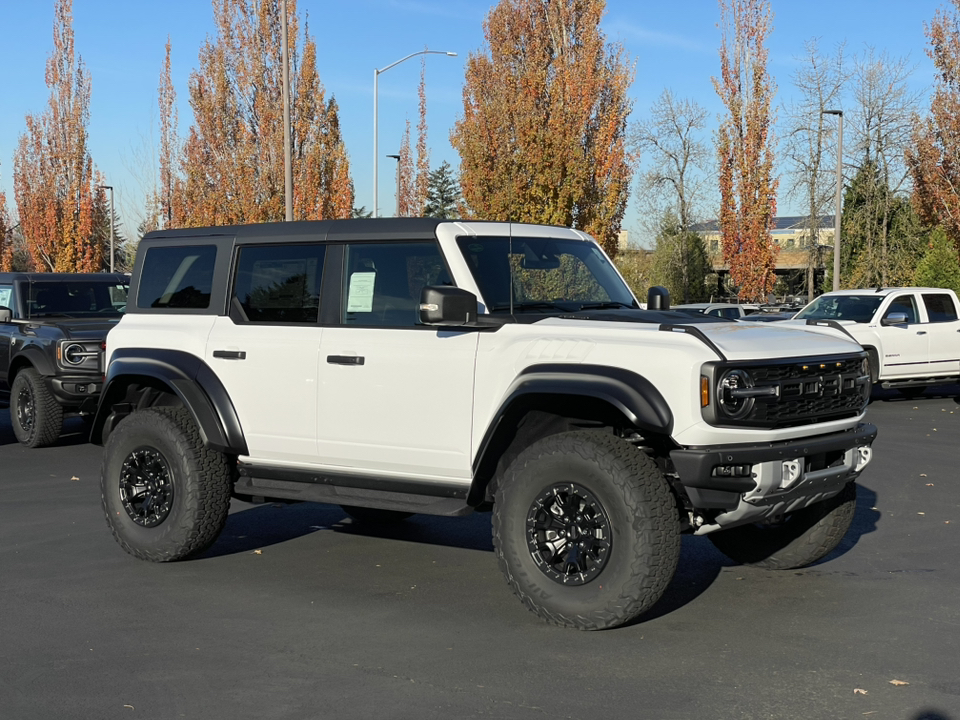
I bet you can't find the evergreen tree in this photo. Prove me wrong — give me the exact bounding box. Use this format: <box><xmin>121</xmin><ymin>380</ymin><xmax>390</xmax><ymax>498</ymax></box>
<box><xmin>914</xmin><ymin>226</ymin><xmax>960</xmax><ymax>294</ymax></box>
<box><xmin>423</xmin><ymin>161</ymin><xmax>461</xmax><ymax>219</ymax></box>
<box><xmin>650</xmin><ymin>213</ymin><xmax>711</xmax><ymax>303</ymax></box>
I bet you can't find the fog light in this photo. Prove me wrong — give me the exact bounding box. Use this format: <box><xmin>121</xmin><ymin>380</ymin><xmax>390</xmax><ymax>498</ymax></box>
<box><xmin>780</xmin><ymin>459</ymin><xmax>802</xmax><ymax>489</ymax></box>
<box><xmin>855</xmin><ymin>446</ymin><xmax>873</xmax><ymax>471</ymax></box>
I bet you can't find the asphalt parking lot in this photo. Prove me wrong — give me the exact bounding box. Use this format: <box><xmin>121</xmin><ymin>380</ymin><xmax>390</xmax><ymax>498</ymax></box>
<box><xmin>1</xmin><ymin>386</ymin><xmax>959</xmax><ymax>720</ymax></box>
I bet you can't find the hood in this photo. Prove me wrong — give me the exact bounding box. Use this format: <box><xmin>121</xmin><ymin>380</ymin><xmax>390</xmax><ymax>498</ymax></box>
<box><xmin>540</xmin><ymin>310</ymin><xmax>863</xmax><ymax>361</ymax></box>
<box><xmin>44</xmin><ymin>318</ymin><xmax>121</xmax><ymax>339</ymax></box>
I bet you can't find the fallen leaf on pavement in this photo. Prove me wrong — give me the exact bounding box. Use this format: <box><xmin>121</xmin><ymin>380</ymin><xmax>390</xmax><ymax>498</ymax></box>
<box><xmin>854</xmin><ymin>688</ymin><xmax>868</xmax><ymax>695</ymax></box>
<box><xmin>253</xmin><ymin>549</ymin><xmax>263</xmax><ymax>555</ymax></box>
<box><xmin>889</xmin><ymin>679</ymin><xmax>909</xmax><ymax>686</ymax></box>
<box><xmin>70</xmin><ymin>476</ymin><xmax>80</xmax><ymax>481</ymax></box>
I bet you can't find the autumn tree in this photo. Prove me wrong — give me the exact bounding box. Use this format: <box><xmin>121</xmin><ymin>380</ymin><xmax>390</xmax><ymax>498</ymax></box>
<box><xmin>907</xmin><ymin>0</ymin><xmax>960</xmax><ymax>251</ymax></box>
<box><xmin>158</xmin><ymin>37</ymin><xmax>178</xmax><ymax>230</ymax></box>
<box><xmin>630</xmin><ymin>89</ymin><xmax>710</xmax><ymax>244</ymax></box>
<box><xmin>396</xmin><ymin>120</ymin><xmax>416</xmax><ymax>216</ymax></box>
<box><xmin>713</xmin><ymin>0</ymin><xmax>779</xmax><ymax>302</ymax></box>
<box><xmin>13</xmin><ymin>0</ymin><xmax>104</xmax><ymax>272</ymax></box>
<box><xmin>415</xmin><ymin>58</ymin><xmax>430</xmax><ymax>214</ymax></box>
<box><xmin>423</xmin><ymin>161</ymin><xmax>462</xmax><ymax>219</ymax></box>
<box><xmin>178</xmin><ymin>0</ymin><xmax>353</xmax><ymax>227</ymax></box>
<box><xmin>451</xmin><ymin>0</ymin><xmax>634</xmax><ymax>256</ymax></box>
<box><xmin>782</xmin><ymin>39</ymin><xmax>847</xmax><ymax>301</ymax></box>
<box><xmin>0</xmin><ymin>181</ymin><xmax>12</xmax><ymax>272</ymax></box>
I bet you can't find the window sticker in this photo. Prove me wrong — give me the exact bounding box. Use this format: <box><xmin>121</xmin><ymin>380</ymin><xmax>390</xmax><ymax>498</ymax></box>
<box><xmin>346</xmin><ymin>272</ymin><xmax>376</xmax><ymax>313</ymax></box>
<box><xmin>0</xmin><ymin>287</ymin><xmax>12</xmax><ymax>309</ymax></box>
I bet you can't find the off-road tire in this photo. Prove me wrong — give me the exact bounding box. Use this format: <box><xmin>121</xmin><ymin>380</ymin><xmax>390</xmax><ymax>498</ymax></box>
<box><xmin>340</xmin><ymin>505</ymin><xmax>413</xmax><ymax>523</ymax></box>
<box><xmin>101</xmin><ymin>407</ymin><xmax>232</xmax><ymax>562</ymax></box>
<box><xmin>11</xmin><ymin>368</ymin><xmax>63</xmax><ymax>448</ymax></box>
<box><xmin>708</xmin><ymin>481</ymin><xmax>857</xmax><ymax>570</ymax></box>
<box><xmin>492</xmin><ymin>431</ymin><xmax>680</xmax><ymax>631</ymax></box>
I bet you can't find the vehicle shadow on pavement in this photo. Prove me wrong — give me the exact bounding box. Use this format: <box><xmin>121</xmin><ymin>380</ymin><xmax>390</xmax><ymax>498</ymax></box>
<box><xmin>870</xmin><ymin>383</ymin><xmax>960</xmax><ymax>404</ymax></box>
<box><xmin>199</xmin><ymin>501</ymin><xmax>494</xmax><ymax>559</ymax></box>
<box><xmin>816</xmin><ymin>482</ymin><xmax>880</xmax><ymax>565</ymax></box>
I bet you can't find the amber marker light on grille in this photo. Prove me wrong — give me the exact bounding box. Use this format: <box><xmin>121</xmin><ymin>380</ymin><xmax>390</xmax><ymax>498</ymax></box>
<box><xmin>700</xmin><ymin>376</ymin><xmax>710</xmax><ymax>407</ymax></box>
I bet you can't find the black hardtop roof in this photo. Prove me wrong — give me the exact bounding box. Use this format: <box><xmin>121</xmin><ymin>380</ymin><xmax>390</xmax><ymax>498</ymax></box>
<box><xmin>0</xmin><ymin>272</ymin><xmax>129</xmax><ymax>283</ymax></box>
<box><xmin>141</xmin><ymin>217</ymin><xmax>448</xmax><ymax>243</ymax></box>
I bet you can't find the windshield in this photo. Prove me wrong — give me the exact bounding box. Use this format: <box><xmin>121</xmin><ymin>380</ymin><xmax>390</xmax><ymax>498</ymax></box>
<box><xmin>28</xmin><ymin>280</ymin><xmax>129</xmax><ymax>318</ymax></box>
<box><xmin>794</xmin><ymin>294</ymin><xmax>884</xmax><ymax>323</ymax></box>
<box><xmin>456</xmin><ymin>236</ymin><xmax>637</xmax><ymax>313</ymax></box>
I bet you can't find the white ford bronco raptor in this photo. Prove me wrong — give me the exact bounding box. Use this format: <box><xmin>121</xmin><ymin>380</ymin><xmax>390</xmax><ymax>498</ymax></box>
<box><xmin>93</xmin><ymin>218</ymin><xmax>876</xmax><ymax>630</ymax></box>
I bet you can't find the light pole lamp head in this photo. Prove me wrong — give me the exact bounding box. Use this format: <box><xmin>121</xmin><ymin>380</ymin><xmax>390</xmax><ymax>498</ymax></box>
<box><xmin>821</xmin><ymin>109</ymin><xmax>843</xmax><ymax>116</ymax></box>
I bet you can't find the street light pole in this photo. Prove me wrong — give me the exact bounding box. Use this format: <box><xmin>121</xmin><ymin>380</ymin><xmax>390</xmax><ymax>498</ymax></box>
<box><xmin>97</xmin><ymin>185</ymin><xmax>114</xmax><ymax>273</ymax></box>
<box><xmin>373</xmin><ymin>49</ymin><xmax>456</xmax><ymax>218</ymax></box>
<box><xmin>822</xmin><ymin>109</ymin><xmax>843</xmax><ymax>291</ymax></box>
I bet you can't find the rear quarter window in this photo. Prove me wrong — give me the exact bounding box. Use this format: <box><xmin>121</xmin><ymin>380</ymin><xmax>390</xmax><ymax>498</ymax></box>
<box><xmin>137</xmin><ymin>245</ymin><xmax>217</xmax><ymax>309</ymax></box>
<box><xmin>922</xmin><ymin>293</ymin><xmax>959</xmax><ymax>322</ymax></box>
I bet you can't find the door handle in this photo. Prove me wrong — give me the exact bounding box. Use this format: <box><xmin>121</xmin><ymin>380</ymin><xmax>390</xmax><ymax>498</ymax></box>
<box><xmin>917</xmin><ymin>331</ymin><xmax>927</xmax><ymax>336</ymax></box>
<box><xmin>213</xmin><ymin>350</ymin><xmax>247</xmax><ymax>360</ymax></box>
<box><xmin>327</xmin><ymin>355</ymin><xmax>365</xmax><ymax>365</ymax></box>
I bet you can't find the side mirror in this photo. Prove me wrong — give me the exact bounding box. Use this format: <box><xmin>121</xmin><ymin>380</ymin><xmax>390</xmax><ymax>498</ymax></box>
<box><xmin>419</xmin><ymin>286</ymin><xmax>478</xmax><ymax>326</ymax></box>
<box><xmin>647</xmin><ymin>286</ymin><xmax>670</xmax><ymax>310</ymax></box>
<box><xmin>0</xmin><ymin>306</ymin><xmax>11</xmax><ymax>323</ymax></box>
<box><xmin>881</xmin><ymin>312</ymin><xmax>908</xmax><ymax>326</ymax></box>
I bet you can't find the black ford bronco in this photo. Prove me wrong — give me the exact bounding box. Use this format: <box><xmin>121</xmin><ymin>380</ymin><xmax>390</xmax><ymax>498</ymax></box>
<box><xmin>0</xmin><ymin>272</ymin><xmax>129</xmax><ymax>447</ymax></box>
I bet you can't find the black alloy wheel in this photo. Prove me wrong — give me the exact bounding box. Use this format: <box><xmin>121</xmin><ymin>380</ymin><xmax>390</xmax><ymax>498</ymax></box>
<box><xmin>526</xmin><ymin>483</ymin><xmax>612</xmax><ymax>586</ymax></box>
<box><xmin>16</xmin><ymin>384</ymin><xmax>36</xmax><ymax>435</ymax></box>
<box><xmin>119</xmin><ymin>448</ymin><xmax>175</xmax><ymax>528</ymax></box>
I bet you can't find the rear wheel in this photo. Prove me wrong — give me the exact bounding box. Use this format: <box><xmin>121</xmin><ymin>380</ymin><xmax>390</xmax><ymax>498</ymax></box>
<box><xmin>101</xmin><ymin>407</ymin><xmax>232</xmax><ymax>562</ymax></box>
<box><xmin>708</xmin><ymin>481</ymin><xmax>857</xmax><ymax>570</ymax></box>
<box><xmin>10</xmin><ymin>368</ymin><xmax>63</xmax><ymax>448</ymax></box>
<box><xmin>492</xmin><ymin>431</ymin><xmax>680</xmax><ymax>630</ymax></box>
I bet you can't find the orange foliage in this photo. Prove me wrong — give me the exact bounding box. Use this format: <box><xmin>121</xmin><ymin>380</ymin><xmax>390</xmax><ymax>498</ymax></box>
<box><xmin>713</xmin><ymin>0</ymin><xmax>779</xmax><ymax>301</ymax></box>
<box><xmin>0</xmin><ymin>185</ymin><xmax>11</xmax><ymax>271</ymax></box>
<box><xmin>450</xmin><ymin>0</ymin><xmax>633</xmax><ymax>257</ymax></box>
<box><xmin>907</xmin><ymin>0</ymin><xmax>960</xmax><ymax>252</ymax></box>
<box><xmin>177</xmin><ymin>0</ymin><xmax>353</xmax><ymax>227</ymax></box>
<box><xmin>13</xmin><ymin>0</ymin><xmax>104</xmax><ymax>273</ymax></box>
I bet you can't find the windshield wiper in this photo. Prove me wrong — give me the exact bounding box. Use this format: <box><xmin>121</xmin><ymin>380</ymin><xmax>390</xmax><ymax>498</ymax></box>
<box><xmin>489</xmin><ymin>301</ymin><xmax>571</xmax><ymax>313</ymax></box>
<box><xmin>29</xmin><ymin>312</ymin><xmax>76</xmax><ymax>318</ymax></box>
<box><xmin>577</xmin><ymin>301</ymin><xmax>636</xmax><ymax>310</ymax></box>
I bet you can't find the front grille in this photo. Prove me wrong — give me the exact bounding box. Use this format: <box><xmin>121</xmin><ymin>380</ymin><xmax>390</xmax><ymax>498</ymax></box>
<box><xmin>704</xmin><ymin>353</ymin><xmax>870</xmax><ymax>429</ymax></box>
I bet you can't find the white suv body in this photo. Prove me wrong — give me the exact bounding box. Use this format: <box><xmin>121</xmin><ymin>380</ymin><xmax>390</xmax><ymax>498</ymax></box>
<box><xmin>94</xmin><ymin>219</ymin><xmax>877</xmax><ymax>629</ymax></box>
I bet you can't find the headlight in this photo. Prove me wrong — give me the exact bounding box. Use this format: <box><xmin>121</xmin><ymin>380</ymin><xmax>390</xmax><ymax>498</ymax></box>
<box><xmin>717</xmin><ymin>368</ymin><xmax>755</xmax><ymax>420</ymax></box>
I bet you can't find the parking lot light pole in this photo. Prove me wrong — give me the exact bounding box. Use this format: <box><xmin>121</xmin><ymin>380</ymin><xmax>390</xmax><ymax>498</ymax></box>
<box><xmin>822</xmin><ymin>109</ymin><xmax>843</xmax><ymax>291</ymax></box>
<box><xmin>97</xmin><ymin>184</ymin><xmax>114</xmax><ymax>273</ymax></box>
<box><xmin>373</xmin><ymin>49</ymin><xmax>456</xmax><ymax>218</ymax></box>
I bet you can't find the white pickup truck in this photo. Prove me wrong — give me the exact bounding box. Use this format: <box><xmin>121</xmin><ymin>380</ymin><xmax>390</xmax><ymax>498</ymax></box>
<box><xmin>791</xmin><ymin>287</ymin><xmax>960</xmax><ymax>394</ymax></box>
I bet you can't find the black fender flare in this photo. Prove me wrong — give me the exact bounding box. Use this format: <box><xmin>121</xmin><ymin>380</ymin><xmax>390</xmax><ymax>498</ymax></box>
<box><xmin>8</xmin><ymin>345</ymin><xmax>55</xmax><ymax>384</ymax></box>
<box><xmin>91</xmin><ymin>348</ymin><xmax>247</xmax><ymax>455</ymax></box>
<box><xmin>468</xmin><ymin>363</ymin><xmax>674</xmax><ymax>505</ymax></box>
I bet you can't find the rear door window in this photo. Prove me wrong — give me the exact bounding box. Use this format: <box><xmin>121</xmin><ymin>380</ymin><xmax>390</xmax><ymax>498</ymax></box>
<box><xmin>922</xmin><ymin>293</ymin><xmax>959</xmax><ymax>323</ymax></box>
<box><xmin>231</xmin><ymin>244</ymin><xmax>326</xmax><ymax>323</ymax></box>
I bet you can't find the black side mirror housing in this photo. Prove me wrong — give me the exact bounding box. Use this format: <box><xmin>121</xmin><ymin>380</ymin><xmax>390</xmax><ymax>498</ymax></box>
<box><xmin>419</xmin><ymin>286</ymin><xmax>478</xmax><ymax>326</ymax></box>
<box><xmin>647</xmin><ymin>286</ymin><xmax>670</xmax><ymax>310</ymax></box>
<box><xmin>0</xmin><ymin>306</ymin><xmax>11</xmax><ymax>323</ymax></box>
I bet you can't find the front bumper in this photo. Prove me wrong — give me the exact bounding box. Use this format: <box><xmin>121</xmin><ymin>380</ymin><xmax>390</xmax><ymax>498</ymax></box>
<box><xmin>45</xmin><ymin>375</ymin><xmax>102</xmax><ymax>414</ymax></box>
<box><xmin>670</xmin><ymin>423</ymin><xmax>877</xmax><ymax>534</ymax></box>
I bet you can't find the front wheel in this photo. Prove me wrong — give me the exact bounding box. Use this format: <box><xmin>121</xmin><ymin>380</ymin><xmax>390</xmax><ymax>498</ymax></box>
<box><xmin>492</xmin><ymin>431</ymin><xmax>680</xmax><ymax>630</ymax></box>
<box><xmin>708</xmin><ymin>481</ymin><xmax>857</xmax><ymax>570</ymax></box>
<box><xmin>10</xmin><ymin>368</ymin><xmax>63</xmax><ymax>448</ymax></box>
<box><xmin>100</xmin><ymin>407</ymin><xmax>232</xmax><ymax>562</ymax></box>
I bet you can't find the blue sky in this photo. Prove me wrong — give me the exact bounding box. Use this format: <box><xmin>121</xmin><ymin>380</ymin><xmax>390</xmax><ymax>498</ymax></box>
<box><xmin>0</xmin><ymin>0</ymin><xmax>944</xmax><ymax>246</ymax></box>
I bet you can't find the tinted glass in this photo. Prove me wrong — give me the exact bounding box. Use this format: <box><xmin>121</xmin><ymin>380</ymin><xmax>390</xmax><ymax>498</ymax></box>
<box><xmin>795</xmin><ymin>295</ymin><xmax>884</xmax><ymax>323</ymax></box>
<box><xmin>923</xmin><ymin>293</ymin><xmax>959</xmax><ymax>322</ymax></box>
<box><xmin>27</xmin><ymin>280</ymin><xmax>129</xmax><ymax>318</ymax></box>
<box><xmin>342</xmin><ymin>242</ymin><xmax>451</xmax><ymax>327</ymax></box>
<box><xmin>456</xmin><ymin>236</ymin><xmax>636</xmax><ymax>313</ymax></box>
<box><xmin>232</xmin><ymin>244</ymin><xmax>325</xmax><ymax>323</ymax></box>
<box><xmin>138</xmin><ymin>245</ymin><xmax>216</xmax><ymax>309</ymax></box>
